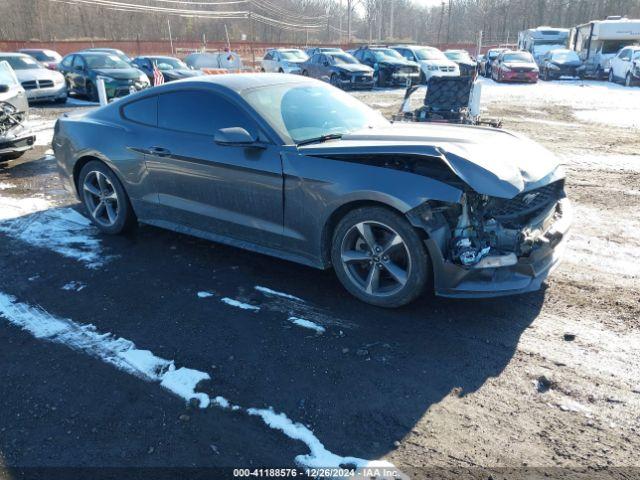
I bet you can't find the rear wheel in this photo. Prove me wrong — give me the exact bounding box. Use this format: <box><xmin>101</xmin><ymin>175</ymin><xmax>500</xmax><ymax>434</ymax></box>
<box><xmin>330</xmin><ymin>73</ymin><xmax>340</xmax><ymax>87</ymax></box>
<box><xmin>78</xmin><ymin>161</ymin><xmax>136</xmax><ymax>234</ymax></box>
<box><xmin>331</xmin><ymin>207</ymin><xmax>429</xmax><ymax>308</ymax></box>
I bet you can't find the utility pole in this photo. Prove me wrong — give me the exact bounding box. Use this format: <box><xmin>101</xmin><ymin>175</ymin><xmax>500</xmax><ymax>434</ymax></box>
<box><xmin>339</xmin><ymin>0</ymin><xmax>343</xmax><ymax>45</ymax></box>
<box><xmin>389</xmin><ymin>0</ymin><xmax>394</xmax><ymax>40</ymax></box>
<box><xmin>167</xmin><ymin>18</ymin><xmax>174</xmax><ymax>55</ymax></box>
<box><xmin>347</xmin><ymin>0</ymin><xmax>352</xmax><ymax>44</ymax></box>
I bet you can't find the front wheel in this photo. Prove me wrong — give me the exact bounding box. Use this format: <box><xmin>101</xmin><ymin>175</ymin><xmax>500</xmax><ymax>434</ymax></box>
<box><xmin>608</xmin><ymin>69</ymin><xmax>614</xmax><ymax>83</ymax></box>
<box><xmin>85</xmin><ymin>81</ymin><xmax>99</xmax><ymax>102</ymax></box>
<box><xmin>626</xmin><ymin>73</ymin><xmax>636</xmax><ymax>87</ymax></box>
<box><xmin>78</xmin><ymin>161</ymin><xmax>136</xmax><ymax>234</ymax></box>
<box><xmin>331</xmin><ymin>207</ymin><xmax>430</xmax><ymax>307</ymax></box>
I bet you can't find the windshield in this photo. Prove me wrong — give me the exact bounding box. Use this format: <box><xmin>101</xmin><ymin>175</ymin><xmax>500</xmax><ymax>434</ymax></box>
<box><xmin>0</xmin><ymin>55</ymin><xmax>42</xmax><ymax>70</ymax></box>
<box><xmin>152</xmin><ymin>57</ymin><xmax>188</xmax><ymax>70</ymax></box>
<box><xmin>243</xmin><ymin>83</ymin><xmax>388</xmax><ymax>144</ymax></box>
<box><xmin>413</xmin><ymin>48</ymin><xmax>446</xmax><ymax>61</ymax></box>
<box><xmin>25</xmin><ymin>51</ymin><xmax>61</xmax><ymax>62</ymax></box>
<box><xmin>0</xmin><ymin>61</ymin><xmax>19</xmax><ymax>86</ymax></box>
<box><xmin>279</xmin><ymin>50</ymin><xmax>307</xmax><ymax>61</ymax></box>
<box><xmin>445</xmin><ymin>51</ymin><xmax>470</xmax><ymax>62</ymax></box>
<box><xmin>373</xmin><ymin>49</ymin><xmax>403</xmax><ymax>61</ymax></box>
<box><xmin>503</xmin><ymin>52</ymin><xmax>534</xmax><ymax>63</ymax></box>
<box><xmin>488</xmin><ymin>50</ymin><xmax>503</xmax><ymax>59</ymax></box>
<box><xmin>329</xmin><ymin>53</ymin><xmax>358</xmax><ymax>65</ymax></box>
<box><xmin>84</xmin><ymin>54</ymin><xmax>131</xmax><ymax>69</ymax></box>
<box><xmin>551</xmin><ymin>51</ymin><xmax>579</xmax><ymax>63</ymax></box>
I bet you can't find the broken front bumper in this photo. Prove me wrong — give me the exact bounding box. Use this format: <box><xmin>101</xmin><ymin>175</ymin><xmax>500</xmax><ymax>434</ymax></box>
<box><xmin>427</xmin><ymin>198</ymin><xmax>572</xmax><ymax>298</ymax></box>
<box><xmin>0</xmin><ymin>125</ymin><xmax>35</xmax><ymax>157</ymax></box>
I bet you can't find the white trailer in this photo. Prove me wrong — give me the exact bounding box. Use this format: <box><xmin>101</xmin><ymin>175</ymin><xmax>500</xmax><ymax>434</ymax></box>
<box><xmin>571</xmin><ymin>16</ymin><xmax>640</xmax><ymax>78</ymax></box>
<box><xmin>518</xmin><ymin>26</ymin><xmax>570</xmax><ymax>66</ymax></box>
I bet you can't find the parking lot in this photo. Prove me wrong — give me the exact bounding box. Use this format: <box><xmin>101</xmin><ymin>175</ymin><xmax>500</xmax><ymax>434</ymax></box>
<box><xmin>1</xmin><ymin>78</ymin><xmax>639</xmax><ymax>477</ymax></box>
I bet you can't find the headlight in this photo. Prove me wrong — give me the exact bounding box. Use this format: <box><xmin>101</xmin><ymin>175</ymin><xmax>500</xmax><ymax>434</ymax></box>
<box><xmin>53</xmin><ymin>75</ymin><xmax>64</xmax><ymax>85</ymax></box>
<box><xmin>548</xmin><ymin>63</ymin><xmax>560</xmax><ymax>70</ymax></box>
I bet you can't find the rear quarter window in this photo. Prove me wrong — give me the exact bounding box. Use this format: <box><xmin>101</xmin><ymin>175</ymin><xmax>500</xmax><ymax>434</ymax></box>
<box><xmin>121</xmin><ymin>95</ymin><xmax>158</xmax><ymax>127</ymax></box>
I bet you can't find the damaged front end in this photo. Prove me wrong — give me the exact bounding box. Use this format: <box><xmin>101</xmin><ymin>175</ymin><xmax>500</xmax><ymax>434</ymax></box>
<box><xmin>0</xmin><ymin>101</ymin><xmax>35</xmax><ymax>160</ymax></box>
<box><xmin>409</xmin><ymin>179</ymin><xmax>572</xmax><ymax>298</ymax></box>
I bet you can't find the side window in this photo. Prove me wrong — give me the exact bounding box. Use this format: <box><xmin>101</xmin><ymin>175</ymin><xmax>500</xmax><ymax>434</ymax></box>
<box><xmin>158</xmin><ymin>90</ymin><xmax>254</xmax><ymax>136</ymax></box>
<box><xmin>400</xmin><ymin>49</ymin><xmax>413</xmax><ymax>61</ymax></box>
<box><xmin>61</xmin><ymin>55</ymin><xmax>74</xmax><ymax>68</ymax></box>
<box><xmin>310</xmin><ymin>54</ymin><xmax>319</xmax><ymax>64</ymax></box>
<box><xmin>622</xmin><ymin>49</ymin><xmax>631</xmax><ymax>60</ymax></box>
<box><xmin>264</xmin><ymin>52</ymin><xmax>272</xmax><ymax>61</ymax></box>
<box><xmin>72</xmin><ymin>55</ymin><xmax>85</xmax><ymax>69</ymax></box>
<box><xmin>122</xmin><ymin>95</ymin><xmax>158</xmax><ymax>126</ymax></box>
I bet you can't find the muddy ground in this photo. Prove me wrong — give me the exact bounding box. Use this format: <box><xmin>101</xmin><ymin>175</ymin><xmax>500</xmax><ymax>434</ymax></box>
<box><xmin>0</xmin><ymin>79</ymin><xmax>639</xmax><ymax>479</ymax></box>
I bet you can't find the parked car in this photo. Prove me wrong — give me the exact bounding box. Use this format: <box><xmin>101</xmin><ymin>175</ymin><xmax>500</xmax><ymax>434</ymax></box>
<box><xmin>540</xmin><ymin>49</ymin><xmax>582</xmax><ymax>81</ymax></box>
<box><xmin>261</xmin><ymin>49</ymin><xmax>308</xmax><ymax>74</ymax></box>
<box><xmin>81</xmin><ymin>48</ymin><xmax>131</xmax><ymax>64</ymax></box>
<box><xmin>0</xmin><ymin>53</ymin><xmax>66</xmax><ymax>103</ymax></box>
<box><xmin>352</xmin><ymin>46</ymin><xmax>420</xmax><ymax>87</ymax></box>
<box><xmin>391</xmin><ymin>45</ymin><xmax>458</xmax><ymax>83</ymax></box>
<box><xmin>18</xmin><ymin>48</ymin><xmax>62</xmax><ymax>70</ymax></box>
<box><xmin>301</xmin><ymin>51</ymin><xmax>373</xmax><ymax>90</ymax></box>
<box><xmin>481</xmin><ymin>48</ymin><xmax>507</xmax><ymax>77</ymax></box>
<box><xmin>58</xmin><ymin>52</ymin><xmax>150</xmax><ymax>101</ymax></box>
<box><xmin>444</xmin><ymin>49</ymin><xmax>477</xmax><ymax>76</ymax></box>
<box><xmin>183</xmin><ymin>51</ymin><xmax>243</xmax><ymax>71</ymax></box>
<box><xmin>608</xmin><ymin>45</ymin><xmax>640</xmax><ymax>86</ymax></box>
<box><xmin>53</xmin><ymin>74</ymin><xmax>571</xmax><ymax>307</ymax></box>
<box><xmin>0</xmin><ymin>61</ymin><xmax>34</xmax><ymax>161</ymax></box>
<box><xmin>305</xmin><ymin>47</ymin><xmax>344</xmax><ymax>57</ymax></box>
<box><xmin>132</xmin><ymin>56</ymin><xmax>201</xmax><ymax>83</ymax></box>
<box><xmin>492</xmin><ymin>51</ymin><xmax>539</xmax><ymax>83</ymax></box>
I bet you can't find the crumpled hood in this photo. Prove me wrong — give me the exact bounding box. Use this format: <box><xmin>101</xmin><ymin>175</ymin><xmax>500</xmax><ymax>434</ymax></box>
<box><xmin>419</xmin><ymin>59</ymin><xmax>457</xmax><ymax>69</ymax></box>
<box><xmin>298</xmin><ymin>123</ymin><xmax>563</xmax><ymax>199</ymax></box>
<box><xmin>379</xmin><ymin>60</ymin><xmax>413</xmax><ymax>69</ymax></box>
<box><xmin>335</xmin><ymin>64</ymin><xmax>372</xmax><ymax>74</ymax></box>
<box><xmin>15</xmin><ymin>68</ymin><xmax>62</xmax><ymax>82</ymax></box>
<box><xmin>163</xmin><ymin>69</ymin><xmax>200</xmax><ymax>79</ymax></box>
<box><xmin>93</xmin><ymin>68</ymin><xmax>141</xmax><ymax>80</ymax></box>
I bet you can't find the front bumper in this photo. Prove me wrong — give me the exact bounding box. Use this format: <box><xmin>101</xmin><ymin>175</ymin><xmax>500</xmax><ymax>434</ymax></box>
<box><xmin>105</xmin><ymin>79</ymin><xmax>150</xmax><ymax>99</ymax></box>
<box><xmin>429</xmin><ymin>198</ymin><xmax>572</xmax><ymax>298</ymax></box>
<box><xmin>25</xmin><ymin>82</ymin><xmax>67</xmax><ymax>102</ymax></box>
<box><xmin>0</xmin><ymin>127</ymin><xmax>35</xmax><ymax>156</ymax></box>
<box><xmin>336</xmin><ymin>73</ymin><xmax>374</xmax><ymax>89</ymax></box>
<box><xmin>502</xmin><ymin>70</ymin><xmax>539</xmax><ymax>82</ymax></box>
<box><xmin>389</xmin><ymin>71</ymin><xmax>420</xmax><ymax>86</ymax></box>
<box><xmin>282</xmin><ymin>66</ymin><xmax>303</xmax><ymax>74</ymax></box>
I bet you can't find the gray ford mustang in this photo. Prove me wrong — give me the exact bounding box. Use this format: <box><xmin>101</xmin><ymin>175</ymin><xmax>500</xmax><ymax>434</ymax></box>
<box><xmin>53</xmin><ymin>74</ymin><xmax>571</xmax><ymax>307</ymax></box>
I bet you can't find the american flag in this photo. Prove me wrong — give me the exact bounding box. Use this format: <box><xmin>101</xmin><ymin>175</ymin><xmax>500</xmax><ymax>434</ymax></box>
<box><xmin>153</xmin><ymin>62</ymin><xmax>165</xmax><ymax>86</ymax></box>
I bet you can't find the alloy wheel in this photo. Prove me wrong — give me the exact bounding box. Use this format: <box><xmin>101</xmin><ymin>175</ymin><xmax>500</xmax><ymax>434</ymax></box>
<box><xmin>340</xmin><ymin>221</ymin><xmax>411</xmax><ymax>297</ymax></box>
<box><xmin>83</xmin><ymin>170</ymin><xmax>119</xmax><ymax>227</ymax></box>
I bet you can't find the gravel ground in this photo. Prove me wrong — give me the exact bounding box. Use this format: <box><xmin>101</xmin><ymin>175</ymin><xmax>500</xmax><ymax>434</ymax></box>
<box><xmin>0</xmin><ymin>80</ymin><xmax>639</xmax><ymax>479</ymax></box>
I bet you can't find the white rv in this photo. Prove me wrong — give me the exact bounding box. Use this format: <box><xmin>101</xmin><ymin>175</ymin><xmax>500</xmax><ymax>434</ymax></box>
<box><xmin>518</xmin><ymin>26</ymin><xmax>570</xmax><ymax>66</ymax></box>
<box><xmin>571</xmin><ymin>16</ymin><xmax>640</xmax><ymax>78</ymax></box>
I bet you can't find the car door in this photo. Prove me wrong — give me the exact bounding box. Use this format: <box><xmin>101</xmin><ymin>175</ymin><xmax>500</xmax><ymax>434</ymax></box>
<box><xmin>617</xmin><ymin>48</ymin><xmax>631</xmax><ymax>78</ymax></box>
<box><xmin>140</xmin><ymin>88</ymin><xmax>285</xmax><ymax>248</ymax></box>
<box><xmin>71</xmin><ymin>55</ymin><xmax>88</xmax><ymax>93</ymax></box>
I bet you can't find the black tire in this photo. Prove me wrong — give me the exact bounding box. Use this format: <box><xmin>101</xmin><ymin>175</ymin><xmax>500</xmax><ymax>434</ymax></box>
<box><xmin>53</xmin><ymin>96</ymin><xmax>67</xmax><ymax>105</ymax></box>
<box><xmin>608</xmin><ymin>69</ymin><xmax>614</xmax><ymax>83</ymax></box>
<box><xmin>331</xmin><ymin>207</ymin><xmax>430</xmax><ymax>308</ymax></box>
<box><xmin>301</xmin><ymin>70</ymin><xmax>308</xmax><ymax>76</ymax></box>
<box><xmin>626</xmin><ymin>73</ymin><xmax>636</xmax><ymax>87</ymax></box>
<box><xmin>0</xmin><ymin>151</ymin><xmax>26</xmax><ymax>162</ymax></box>
<box><xmin>419</xmin><ymin>71</ymin><xmax>427</xmax><ymax>85</ymax></box>
<box><xmin>85</xmin><ymin>81</ymin><xmax>99</xmax><ymax>102</ymax></box>
<box><xmin>329</xmin><ymin>73</ymin><xmax>340</xmax><ymax>88</ymax></box>
<box><xmin>543</xmin><ymin>68</ymin><xmax>550</xmax><ymax>81</ymax></box>
<box><xmin>78</xmin><ymin>160</ymin><xmax>136</xmax><ymax>234</ymax></box>
<box><xmin>373</xmin><ymin>70</ymin><xmax>386</xmax><ymax>88</ymax></box>
<box><xmin>278</xmin><ymin>68</ymin><xmax>284</xmax><ymax>73</ymax></box>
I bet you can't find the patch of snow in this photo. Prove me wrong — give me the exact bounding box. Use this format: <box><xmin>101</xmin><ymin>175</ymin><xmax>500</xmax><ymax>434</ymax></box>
<box><xmin>0</xmin><ymin>198</ymin><xmax>109</xmax><ymax>268</ymax></box>
<box><xmin>0</xmin><ymin>292</ymin><xmax>210</xmax><ymax>408</ymax></box>
<box><xmin>557</xmin><ymin>399</ymin><xmax>590</xmax><ymax>413</ymax></box>
<box><xmin>197</xmin><ymin>291</ymin><xmax>215</xmax><ymax>298</ymax></box>
<box><xmin>289</xmin><ymin>317</ymin><xmax>325</xmax><ymax>334</ymax></box>
<box><xmin>560</xmin><ymin>153</ymin><xmax>640</xmax><ymax>173</ymax></box>
<box><xmin>247</xmin><ymin>407</ymin><xmax>399</xmax><ymax>473</ymax></box>
<box><xmin>0</xmin><ymin>292</ymin><xmax>397</xmax><ymax>472</ymax></box>
<box><xmin>62</xmin><ymin>281</ymin><xmax>86</xmax><ymax>292</ymax></box>
<box><xmin>221</xmin><ymin>297</ymin><xmax>260</xmax><ymax>311</ymax></box>
<box><xmin>0</xmin><ymin>183</ymin><xmax>15</xmax><ymax>190</ymax></box>
<box><xmin>255</xmin><ymin>285</ymin><xmax>304</xmax><ymax>302</ymax></box>
<box><xmin>574</xmin><ymin>109</ymin><xmax>640</xmax><ymax>130</ymax></box>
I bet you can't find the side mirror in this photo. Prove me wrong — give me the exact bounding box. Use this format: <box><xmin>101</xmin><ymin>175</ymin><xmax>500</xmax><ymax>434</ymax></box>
<box><xmin>214</xmin><ymin>127</ymin><xmax>260</xmax><ymax>147</ymax></box>
<box><xmin>0</xmin><ymin>84</ymin><xmax>9</xmax><ymax>93</ymax></box>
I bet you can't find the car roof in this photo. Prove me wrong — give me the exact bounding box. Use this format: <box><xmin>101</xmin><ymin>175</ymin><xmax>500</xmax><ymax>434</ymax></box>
<box><xmin>146</xmin><ymin>73</ymin><xmax>319</xmax><ymax>95</ymax></box>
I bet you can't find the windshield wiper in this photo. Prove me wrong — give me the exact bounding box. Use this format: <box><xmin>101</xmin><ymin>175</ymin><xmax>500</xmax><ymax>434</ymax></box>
<box><xmin>296</xmin><ymin>133</ymin><xmax>344</xmax><ymax>147</ymax></box>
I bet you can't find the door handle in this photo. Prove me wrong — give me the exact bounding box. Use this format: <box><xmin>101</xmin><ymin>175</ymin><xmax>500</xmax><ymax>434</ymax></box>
<box><xmin>149</xmin><ymin>146</ymin><xmax>172</xmax><ymax>157</ymax></box>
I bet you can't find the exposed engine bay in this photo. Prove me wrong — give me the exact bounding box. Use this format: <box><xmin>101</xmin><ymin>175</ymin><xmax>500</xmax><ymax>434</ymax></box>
<box><xmin>0</xmin><ymin>101</ymin><xmax>34</xmax><ymax>159</ymax></box>
<box><xmin>415</xmin><ymin>180</ymin><xmax>567</xmax><ymax>269</ymax></box>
